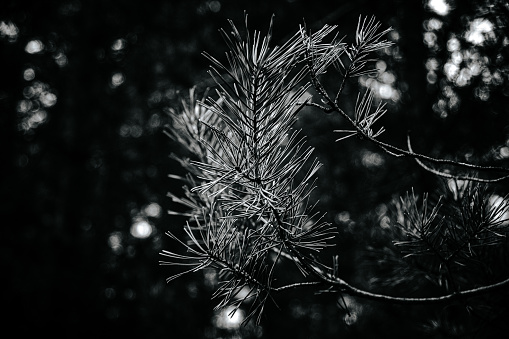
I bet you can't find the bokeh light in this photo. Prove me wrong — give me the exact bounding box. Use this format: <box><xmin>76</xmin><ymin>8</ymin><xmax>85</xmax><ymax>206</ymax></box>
<box><xmin>23</xmin><ymin>68</ymin><xmax>35</xmax><ymax>81</ymax></box>
<box><xmin>111</xmin><ymin>72</ymin><xmax>125</xmax><ymax>88</ymax></box>
<box><xmin>214</xmin><ymin>306</ymin><xmax>244</xmax><ymax>330</ymax></box>
<box><xmin>465</xmin><ymin>18</ymin><xmax>495</xmax><ymax>46</ymax></box>
<box><xmin>0</xmin><ymin>20</ymin><xmax>19</xmax><ymax>42</ymax></box>
<box><xmin>144</xmin><ymin>202</ymin><xmax>162</xmax><ymax>218</ymax></box>
<box><xmin>130</xmin><ymin>219</ymin><xmax>153</xmax><ymax>239</ymax></box>
<box><xmin>25</xmin><ymin>40</ymin><xmax>45</xmax><ymax>54</ymax></box>
<box><xmin>428</xmin><ymin>0</ymin><xmax>451</xmax><ymax>16</ymax></box>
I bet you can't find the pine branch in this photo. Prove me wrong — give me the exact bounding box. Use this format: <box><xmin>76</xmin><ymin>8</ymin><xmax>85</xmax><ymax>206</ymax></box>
<box><xmin>162</xmin><ymin>13</ymin><xmax>509</xmax><ymax>326</ymax></box>
<box><xmin>163</xmin><ymin>15</ymin><xmax>342</xmax><ymax>322</ymax></box>
<box><xmin>271</xmin><ymin>205</ymin><xmax>509</xmax><ymax>305</ymax></box>
<box><xmin>302</xmin><ymin>15</ymin><xmax>509</xmax><ymax>183</ymax></box>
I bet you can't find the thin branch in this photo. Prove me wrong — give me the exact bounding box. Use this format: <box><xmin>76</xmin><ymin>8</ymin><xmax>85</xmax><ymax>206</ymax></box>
<box><xmin>330</xmin><ymin>275</ymin><xmax>509</xmax><ymax>305</ymax></box>
<box><xmin>273</xmin><ymin>281</ymin><xmax>321</xmax><ymax>291</ymax></box>
<box><xmin>271</xmin><ymin>206</ymin><xmax>509</xmax><ymax>305</ymax></box>
<box><xmin>300</xmin><ymin>18</ymin><xmax>509</xmax><ymax>182</ymax></box>
<box><xmin>311</xmin><ymin>77</ymin><xmax>509</xmax><ymax>182</ymax></box>
<box><xmin>407</xmin><ymin>137</ymin><xmax>509</xmax><ymax>183</ymax></box>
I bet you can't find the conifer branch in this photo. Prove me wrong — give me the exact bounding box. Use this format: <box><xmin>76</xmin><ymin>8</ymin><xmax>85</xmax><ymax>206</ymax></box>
<box><xmin>302</xmin><ymin>16</ymin><xmax>509</xmax><ymax>183</ymax></box>
<box><xmin>162</xmin><ymin>13</ymin><xmax>509</xmax><ymax>326</ymax></box>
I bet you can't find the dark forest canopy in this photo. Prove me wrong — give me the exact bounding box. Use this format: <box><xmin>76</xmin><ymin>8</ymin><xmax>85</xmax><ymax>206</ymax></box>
<box><xmin>2</xmin><ymin>0</ymin><xmax>509</xmax><ymax>338</ymax></box>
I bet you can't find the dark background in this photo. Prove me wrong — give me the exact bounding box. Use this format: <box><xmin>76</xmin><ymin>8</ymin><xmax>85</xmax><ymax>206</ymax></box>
<box><xmin>2</xmin><ymin>0</ymin><xmax>508</xmax><ymax>338</ymax></box>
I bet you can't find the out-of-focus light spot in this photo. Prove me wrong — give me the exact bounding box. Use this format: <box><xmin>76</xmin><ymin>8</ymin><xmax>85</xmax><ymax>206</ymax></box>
<box><xmin>448</xmin><ymin>93</ymin><xmax>460</xmax><ymax>110</ymax></box>
<box><xmin>455</xmin><ymin>68</ymin><xmax>471</xmax><ymax>87</ymax></box>
<box><xmin>54</xmin><ymin>52</ymin><xmax>68</xmax><ymax>67</ymax></box>
<box><xmin>378</xmin><ymin>84</ymin><xmax>393</xmax><ymax>99</ymax></box>
<box><xmin>144</xmin><ymin>202</ymin><xmax>162</xmax><ymax>218</ymax></box>
<box><xmin>425</xmin><ymin>18</ymin><xmax>443</xmax><ymax>31</ymax></box>
<box><xmin>148</xmin><ymin>91</ymin><xmax>162</xmax><ymax>106</ymax></box>
<box><xmin>389</xmin><ymin>30</ymin><xmax>400</xmax><ymax>42</ymax></box>
<box><xmin>433</xmin><ymin>97</ymin><xmax>449</xmax><ymax>116</ymax></box>
<box><xmin>491</xmin><ymin>71</ymin><xmax>503</xmax><ymax>86</ymax></box>
<box><xmin>423</xmin><ymin>32</ymin><xmax>437</xmax><ymax>48</ymax></box>
<box><xmin>130</xmin><ymin>125</ymin><xmax>143</xmax><ymax>138</ymax></box>
<box><xmin>380</xmin><ymin>71</ymin><xmax>395</xmax><ymax>84</ymax></box>
<box><xmin>339</xmin><ymin>295</ymin><xmax>363</xmax><ymax>326</ymax></box>
<box><xmin>119</xmin><ymin>124</ymin><xmax>130</xmax><ymax>137</ymax></box>
<box><xmin>360</xmin><ymin>75</ymin><xmax>399</xmax><ymax>102</ymax></box>
<box><xmin>451</xmin><ymin>51</ymin><xmax>462</xmax><ymax>65</ymax></box>
<box><xmin>442</xmin><ymin>85</ymin><xmax>454</xmax><ymax>98</ymax></box>
<box><xmin>361</xmin><ymin>150</ymin><xmax>385</xmax><ymax>168</ymax></box>
<box><xmin>204</xmin><ymin>269</ymin><xmax>218</xmax><ymax>288</ymax></box>
<box><xmin>376</xmin><ymin>60</ymin><xmax>387</xmax><ymax>73</ymax></box>
<box><xmin>108</xmin><ymin>232</ymin><xmax>123</xmax><ymax>253</ymax></box>
<box><xmin>214</xmin><ymin>306</ymin><xmax>244</xmax><ymax>330</ymax></box>
<box><xmin>208</xmin><ymin>0</ymin><xmax>221</xmax><ymax>13</ymax></box>
<box><xmin>149</xmin><ymin>282</ymin><xmax>164</xmax><ymax>297</ymax></box>
<box><xmin>40</xmin><ymin>92</ymin><xmax>57</xmax><ymax>107</ymax></box>
<box><xmin>0</xmin><ymin>21</ymin><xmax>19</xmax><ymax>42</ymax></box>
<box><xmin>428</xmin><ymin>0</ymin><xmax>450</xmax><ymax>16</ymax></box>
<box><xmin>32</xmin><ymin>111</ymin><xmax>47</xmax><ymax>123</ymax></box>
<box><xmin>447</xmin><ymin>37</ymin><xmax>460</xmax><ymax>52</ymax></box>
<box><xmin>335</xmin><ymin>211</ymin><xmax>351</xmax><ymax>224</ymax></box>
<box><xmin>376</xmin><ymin>203</ymin><xmax>388</xmax><ymax>216</ymax></box>
<box><xmin>23</xmin><ymin>68</ymin><xmax>35</xmax><ymax>81</ymax></box>
<box><xmin>482</xmin><ymin>69</ymin><xmax>492</xmax><ymax>84</ymax></box>
<box><xmin>390</xmin><ymin>90</ymin><xmax>400</xmax><ymax>102</ymax></box>
<box><xmin>475</xmin><ymin>86</ymin><xmax>490</xmax><ymax>101</ymax></box>
<box><xmin>427</xmin><ymin>71</ymin><xmax>437</xmax><ymax>84</ymax></box>
<box><xmin>290</xmin><ymin>301</ymin><xmax>307</xmax><ymax>319</ymax></box>
<box><xmin>148</xmin><ymin>113</ymin><xmax>162</xmax><ymax>129</ymax></box>
<box><xmin>111</xmin><ymin>72</ymin><xmax>125</xmax><ymax>88</ymax></box>
<box><xmin>24</xmin><ymin>84</ymin><xmax>38</xmax><ymax>99</ymax></box>
<box><xmin>234</xmin><ymin>286</ymin><xmax>251</xmax><ymax>301</ymax></box>
<box><xmin>344</xmin><ymin>312</ymin><xmax>358</xmax><ymax>326</ymax></box>
<box><xmin>17</xmin><ymin>99</ymin><xmax>32</xmax><ymax>113</ymax></box>
<box><xmin>130</xmin><ymin>219</ymin><xmax>153</xmax><ymax>239</ymax></box>
<box><xmin>426</xmin><ymin>58</ymin><xmax>439</xmax><ymax>72</ymax></box>
<box><xmin>20</xmin><ymin>111</ymin><xmax>48</xmax><ymax>132</ymax></box>
<box><xmin>25</xmin><ymin>40</ymin><xmax>45</xmax><ymax>54</ymax></box>
<box><xmin>465</xmin><ymin>18</ymin><xmax>494</xmax><ymax>46</ymax></box>
<box><xmin>444</xmin><ymin>62</ymin><xmax>459</xmax><ymax>81</ymax></box>
<box><xmin>499</xmin><ymin>146</ymin><xmax>509</xmax><ymax>159</ymax></box>
<box><xmin>187</xmin><ymin>282</ymin><xmax>199</xmax><ymax>298</ymax></box>
<box><xmin>17</xmin><ymin>82</ymin><xmax>56</xmax><ymax>132</ymax></box>
<box><xmin>468</xmin><ymin>60</ymin><xmax>482</xmax><ymax>76</ymax></box>
<box><xmin>111</xmin><ymin>38</ymin><xmax>126</xmax><ymax>51</ymax></box>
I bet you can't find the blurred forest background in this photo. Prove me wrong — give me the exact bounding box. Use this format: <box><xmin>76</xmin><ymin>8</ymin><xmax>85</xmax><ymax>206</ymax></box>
<box><xmin>2</xmin><ymin>0</ymin><xmax>509</xmax><ymax>338</ymax></box>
